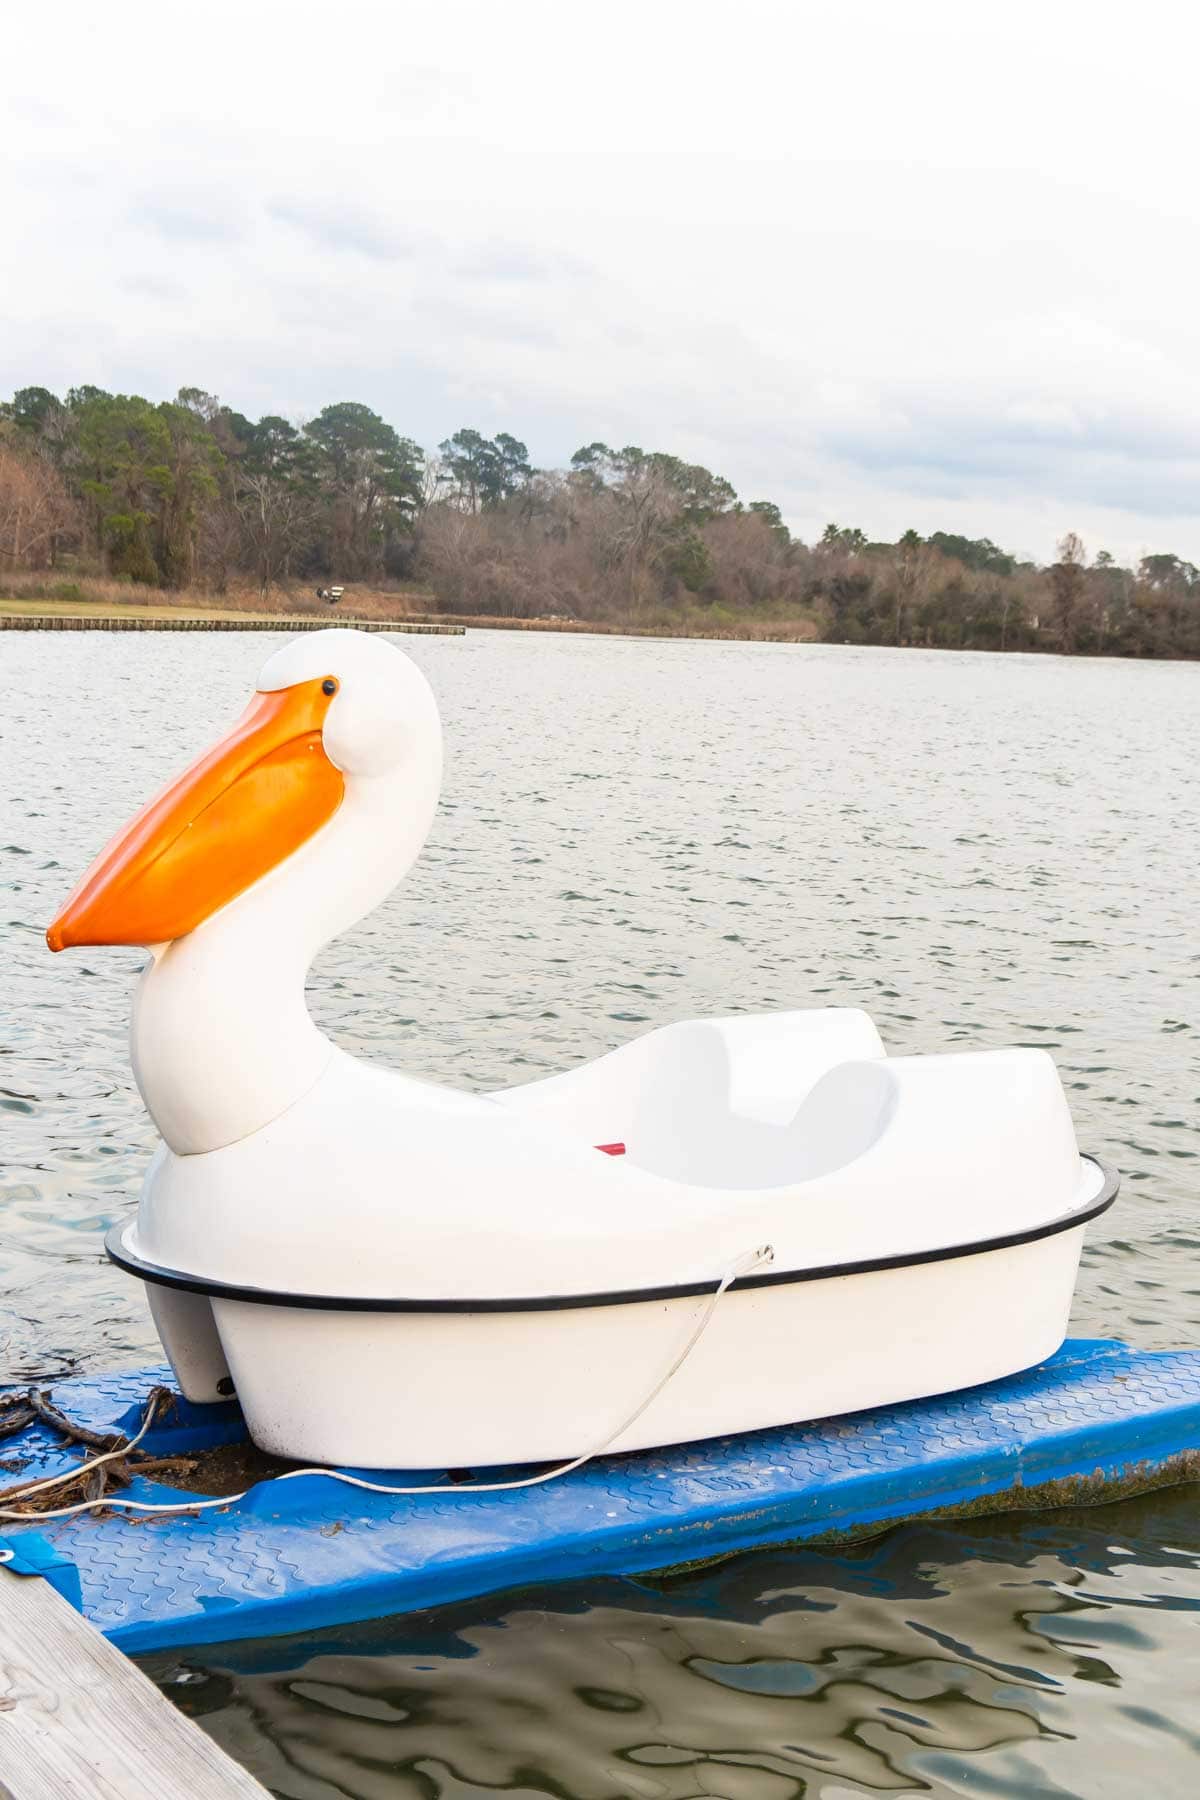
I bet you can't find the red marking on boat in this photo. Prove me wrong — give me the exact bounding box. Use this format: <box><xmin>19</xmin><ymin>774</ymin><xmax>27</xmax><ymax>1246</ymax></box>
<box><xmin>596</xmin><ymin>1142</ymin><xmax>626</xmax><ymax>1156</ymax></box>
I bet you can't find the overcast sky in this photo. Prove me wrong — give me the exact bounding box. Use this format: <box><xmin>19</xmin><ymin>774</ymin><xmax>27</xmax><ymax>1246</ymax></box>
<box><xmin>5</xmin><ymin>0</ymin><xmax>1199</xmax><ymax>564</ymax></box>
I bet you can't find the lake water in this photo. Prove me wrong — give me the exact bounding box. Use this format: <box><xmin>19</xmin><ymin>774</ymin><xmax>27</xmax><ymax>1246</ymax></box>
<box><xmin>2</xmin><ymin>629</ymin><xmax>1198</xmax><ymax>1796</ymax></box>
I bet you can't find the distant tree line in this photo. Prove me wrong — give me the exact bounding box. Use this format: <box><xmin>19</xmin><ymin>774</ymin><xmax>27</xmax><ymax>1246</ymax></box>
<box><xmin>2</xmin><ymin>383</ymin><xmax>1198</xmax><ymax>657</ymax></box>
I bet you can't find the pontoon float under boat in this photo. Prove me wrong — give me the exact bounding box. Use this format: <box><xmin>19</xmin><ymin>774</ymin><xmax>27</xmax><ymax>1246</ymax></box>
<box><xmin>47</xmin><ymin>629</ymin><xmax>1117</xmax><ymax>1470</ymax></box>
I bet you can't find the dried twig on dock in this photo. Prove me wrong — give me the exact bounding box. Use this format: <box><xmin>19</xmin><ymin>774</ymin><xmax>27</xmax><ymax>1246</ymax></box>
<box><xmin>0</xmin><ymin>1396</ymin><xmax>37</xmax><ymax>1440</ymax></box>
<box><xmin>0</xmin><ymin>1385</ymin><xmax>180</xmax><ymax>1514</ymax></box>
<box><xmin>27</xmin><ymin>1388</ymin><xmax>127</xmax><ymax>1452</ymax></box>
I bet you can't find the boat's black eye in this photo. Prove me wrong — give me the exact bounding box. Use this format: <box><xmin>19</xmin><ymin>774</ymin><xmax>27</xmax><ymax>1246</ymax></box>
<box><xmin>322</xmin><ymin>678</ymin><xmax>338</xmax><ymax>696</ymax></box>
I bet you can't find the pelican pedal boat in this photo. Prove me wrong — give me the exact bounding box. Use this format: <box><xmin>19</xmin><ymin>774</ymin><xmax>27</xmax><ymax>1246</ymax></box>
<box><xmin>47</xmin><ymin>630</ymin><xmax>1118</xmax><ymax>1471</ymax></box>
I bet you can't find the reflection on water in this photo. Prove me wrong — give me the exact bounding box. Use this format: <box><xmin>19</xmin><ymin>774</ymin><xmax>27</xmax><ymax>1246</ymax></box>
<box><xmin>3</xmin><ymin>629</ymin><xmax>1199</xmax><ymax>1794</ymax></box>
<box><xmin>144</xmin><ymin>1490</ymin><xmax>1200</xmax><ymax>1797</ymax></box>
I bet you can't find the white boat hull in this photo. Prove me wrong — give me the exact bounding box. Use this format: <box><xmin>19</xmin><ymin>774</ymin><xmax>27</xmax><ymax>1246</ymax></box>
<box><xmin>136</xmin><ymin>1219</ymin><xmax>1092</xmax><ymax>1469</ymax></box>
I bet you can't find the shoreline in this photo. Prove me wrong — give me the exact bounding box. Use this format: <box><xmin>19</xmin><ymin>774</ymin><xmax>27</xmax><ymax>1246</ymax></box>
<box><xmin>0</xmin><ymin>607</ymin><xmax>463</xmax><ymax>635</ymax></box>
<box><xmin>418</xmin><ymin>612</ymin><xmax>820</xmax><ymax>642</ymax></box>
<box><xmin>0</xmin><ymin>597</ymin><xmax>817</xmax><ymax>643</ymax></box>
<box><xmin>4</xmin><ymin>599</ymin><xmax>1194</xmax><ymax>658</ymax></box>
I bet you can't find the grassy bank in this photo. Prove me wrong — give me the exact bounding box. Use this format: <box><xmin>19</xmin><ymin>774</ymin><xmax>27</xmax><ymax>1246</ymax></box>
<box><xmin>0</xmin><ymin>595</ymin><xmax>291</xmax><ymax>622</ymax></box>
<box><xmin>440</xmin><ymin>610</ymin><xmax>821</xmax><ymax>642</ymax></box>
<box><xmin>0</xmin><ymin>576</ymin><xmax>822</xmax><ymax>642</ymax></box>
<box><xmin>0</xmin><ymin>572</ymin><xmax>437</xmax><ymax>623</ymax></box>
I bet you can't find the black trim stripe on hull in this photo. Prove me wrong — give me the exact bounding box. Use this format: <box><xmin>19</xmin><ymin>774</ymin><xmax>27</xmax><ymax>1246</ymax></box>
<box><xmin>105</xmin><ymin>1157</ymin><xmax>1119</xmax><ymax>1316</ymax></box>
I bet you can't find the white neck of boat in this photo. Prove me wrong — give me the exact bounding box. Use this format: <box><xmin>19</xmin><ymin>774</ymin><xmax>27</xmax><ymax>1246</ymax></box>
<box><xmin>131</xmin><ymin>750</ymin><xmax>442</xmax><ymax>1157</ymax></box>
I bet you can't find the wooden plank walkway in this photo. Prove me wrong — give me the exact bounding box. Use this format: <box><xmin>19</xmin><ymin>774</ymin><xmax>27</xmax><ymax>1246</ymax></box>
<box><xmin>0</xmin><ymin>1569</ymin><xmax>269</xmax><ymax>1799</ymax></box>
<box><xmin>0</xmin><ymin>612</ymin><xmax>463</xmax><ymax>634</ymax></box>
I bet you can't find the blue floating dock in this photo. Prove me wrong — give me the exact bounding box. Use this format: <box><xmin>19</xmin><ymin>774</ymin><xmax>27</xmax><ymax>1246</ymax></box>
<box><xmin>2</xmin><ymin>1338</ymin><xmax>1199</xmax><ymax>1654</ymax></box>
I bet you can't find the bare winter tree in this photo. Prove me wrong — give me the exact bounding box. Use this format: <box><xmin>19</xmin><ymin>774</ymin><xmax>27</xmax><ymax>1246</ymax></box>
<box><xmin>197</xmin><ymin>499</ymin><xmax>243</xmax><ymax>595</ymax></box>
<box><xmin>0</xmin><ymin>446</ymin><xmax>77</xmax><ymax>568</ymax></box>
<box><xmin>237</xmin><ymin>473</ymin><xmax>310</xmax><ymax>598</ymax></box>
<box><xmin>891</xmin><ymin>530</ymin><xmax>942</xmax><ymax>644</ymax></box>
<box><xmin>1047</xmin><ymin>532</ymin><xmax>1087</xmax><ymax>654</ymax></box>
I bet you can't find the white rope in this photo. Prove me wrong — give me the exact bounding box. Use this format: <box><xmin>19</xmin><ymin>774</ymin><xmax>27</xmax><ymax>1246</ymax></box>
<box><xmin>0</xmin><ymin>1244</ymin><xmax>774</xmax><ymax>1523</ymax></box>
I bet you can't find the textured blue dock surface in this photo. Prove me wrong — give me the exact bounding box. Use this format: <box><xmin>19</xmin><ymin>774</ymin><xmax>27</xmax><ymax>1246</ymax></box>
<box><xmin>2</xmin><ymin>1338</ymin><xmax>1198</xmax><ymax>1653</ymax></box>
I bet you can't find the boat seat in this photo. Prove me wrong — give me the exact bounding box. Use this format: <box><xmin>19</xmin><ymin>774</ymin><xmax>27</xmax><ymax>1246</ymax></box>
<box><xmin>623</xmin><ymin>1043</ymin><xmax>895</xmax><ymax>1189</ymax></box>
<box><xmin>497</xmin><ymin>1010</ymin><xmax>892</xmax><ymax>1191</ymax></box>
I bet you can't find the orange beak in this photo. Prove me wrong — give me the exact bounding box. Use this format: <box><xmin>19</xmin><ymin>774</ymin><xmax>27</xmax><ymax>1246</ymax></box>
<box><xmin>47</xmin><ymin>677</ymin><xmax>345</xmax><ymax>952</ymax></box>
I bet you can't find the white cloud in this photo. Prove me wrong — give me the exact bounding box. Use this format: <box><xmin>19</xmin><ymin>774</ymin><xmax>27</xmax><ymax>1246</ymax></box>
<box><xmin>3</xmin><ymin>0</ymin><xmax>1198</xmax><ymax>563</ymax></box>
